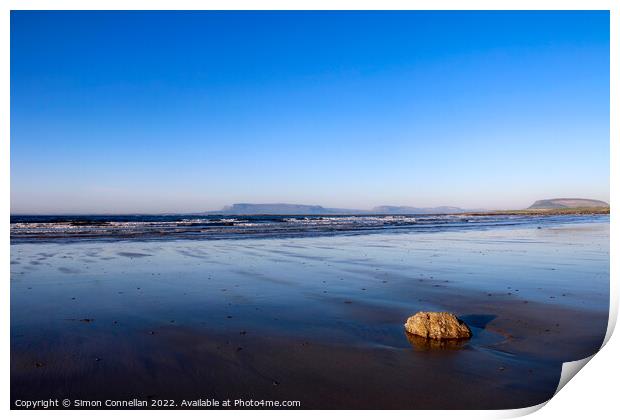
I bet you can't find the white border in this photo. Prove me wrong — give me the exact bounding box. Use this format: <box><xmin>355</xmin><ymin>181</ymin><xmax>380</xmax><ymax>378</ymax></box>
<box><xmin>3</xmin><ymin>2</ymin><xmax>617</xmax><ymax>419</ymax></box>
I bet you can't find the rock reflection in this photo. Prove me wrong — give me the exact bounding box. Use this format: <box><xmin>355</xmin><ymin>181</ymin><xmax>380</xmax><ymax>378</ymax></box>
<box><xmin>405</xmin><ymin>332</ymin><xmax>468</xmax><ymax>351</ymax></box>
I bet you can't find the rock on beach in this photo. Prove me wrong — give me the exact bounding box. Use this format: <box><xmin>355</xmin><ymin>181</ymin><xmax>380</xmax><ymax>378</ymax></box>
<box><xmin>404</xmin><ymin>312</ymin><xmax>472</xmax><ymax>340</ymax></box>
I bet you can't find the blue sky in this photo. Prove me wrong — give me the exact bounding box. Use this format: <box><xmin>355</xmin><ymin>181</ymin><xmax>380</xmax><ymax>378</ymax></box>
<box><xmin>11</xmin><ymin>11</ymin><xmax>609</xmax><ymax>214</ymax></box>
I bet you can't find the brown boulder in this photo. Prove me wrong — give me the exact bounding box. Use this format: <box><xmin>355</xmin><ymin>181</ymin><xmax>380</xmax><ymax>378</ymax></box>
<box><xmin>404</xmin><ymin>311</ymin><xmax>472</xmax><ymax>340</ymax></box>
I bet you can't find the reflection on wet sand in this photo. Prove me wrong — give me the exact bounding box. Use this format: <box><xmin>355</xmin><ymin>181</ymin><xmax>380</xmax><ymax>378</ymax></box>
<box><xmin>405</xmin><ymin>333</ymin><xmax>468</xmax><ymax>351</ymax></box>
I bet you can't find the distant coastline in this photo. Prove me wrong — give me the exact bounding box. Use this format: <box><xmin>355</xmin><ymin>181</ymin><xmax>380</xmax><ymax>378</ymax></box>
<box><xmin>10</xmin><ymin>198</ymin><xmax>609</xmax><ymax>218</ymax></box>
<box><xmin>463</xmin><ymin>207</ymin><xmax>610</xmax><ymax>216</ymax></box>
<box><xmin>201</xmin><ymin>199</ymin><xmax>609</xmax><ymax>217</ymax></box>
<box><xmin>201</xmin><ymin>208</ymin><xmax>611</xmax><ymax>217</ymax></box>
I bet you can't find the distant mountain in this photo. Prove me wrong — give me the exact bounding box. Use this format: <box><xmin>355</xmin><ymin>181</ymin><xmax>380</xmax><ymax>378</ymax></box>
<box><xmin>371</xmin><ymin>205</ymin><xmax>468</xmax><ymax>214</ymax></box>
<box><xmin>205</xmin><ymin>203</ymin><xmax>475</xmax><ymax>215</ymax></box>
<box><xmin>528</xmin><ymin>198</ymin><xmax>609</xmax><ymax>209</ymax></box>
<box><xmin>211</xmin><ymin>203</ymin><xmax>343</xmax><ymax>215</ymax></box>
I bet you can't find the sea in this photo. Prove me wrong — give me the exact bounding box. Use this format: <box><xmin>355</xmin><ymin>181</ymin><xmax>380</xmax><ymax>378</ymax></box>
<box><xmin>9</xmin><ymin>213</ymin><xmax>609</xmax><ymax>243</ymax></box>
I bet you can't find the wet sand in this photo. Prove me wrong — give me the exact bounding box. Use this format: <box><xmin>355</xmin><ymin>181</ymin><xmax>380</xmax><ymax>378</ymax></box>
<box><xmin>10</xmin><ymin>220</ymin><xmax>609</xmax><ymax>409</ymax></box>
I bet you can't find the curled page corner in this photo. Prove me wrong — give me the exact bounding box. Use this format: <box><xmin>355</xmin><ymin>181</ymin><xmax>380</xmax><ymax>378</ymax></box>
<box><xmin>554</xmin><ymin>355</ymin><xmax>595</xmax><ymax>396</ymax></box>
<box><xmin>551</xmin><ymin>293</ymin><xmax>620</xmax><ymax>397</ymax></box>
<box><xmin>501</xmin><ymin>354</ymin><xmax>597</xmax><ymax>418</ymax></box>
<box><xmin>602</xmin><ymin>298</ymin><xmax>618</xmax><ymax>348</ymax></box>
<box><xmin>500</xmin><ymin>401</ymin><xmax>548</xmax><ymax>418</ymax></box>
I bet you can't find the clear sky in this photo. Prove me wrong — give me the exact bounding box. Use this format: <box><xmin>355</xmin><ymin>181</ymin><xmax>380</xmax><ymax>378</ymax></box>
<box><xmin>11</xmin><ymin>11</ymin><xmax>610</xmax><ymax>214</ymax></box>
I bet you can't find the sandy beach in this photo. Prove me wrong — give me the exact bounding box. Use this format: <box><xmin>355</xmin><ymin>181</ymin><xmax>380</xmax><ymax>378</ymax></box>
<box><xmin>10</xmin><ymin>218</ymin><xmax>609</xmax><ymax>409</ymax></box>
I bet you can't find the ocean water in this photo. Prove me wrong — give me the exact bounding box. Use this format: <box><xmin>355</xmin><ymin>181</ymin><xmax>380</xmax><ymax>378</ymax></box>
<box><xmin>10</xmin><ymin>213</ymin><xmax>609</xmax><ymax>242</ymax></box>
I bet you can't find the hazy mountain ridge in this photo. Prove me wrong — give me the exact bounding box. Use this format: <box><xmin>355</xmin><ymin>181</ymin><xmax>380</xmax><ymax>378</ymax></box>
<box><xmin>206</xmin><ymin>203</ymin><xmax>472</xmax><ymax>215</ymax></box>
<box><xmin>216</xmin><ymin>203</ymin><xmax>343</xmax><ymax>215</ymax></box>
<box><xmin>528</xmin><ymin>198</ymin><xmax>609</xmax><ymax>209</ymax></box>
